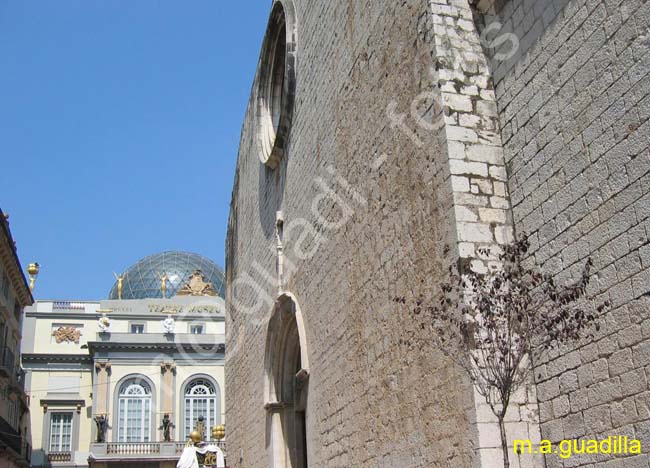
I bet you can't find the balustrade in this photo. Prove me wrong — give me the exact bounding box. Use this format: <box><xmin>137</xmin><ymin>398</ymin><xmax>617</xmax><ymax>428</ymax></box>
<box><xmin>47</xmin><ymin>452</ymin><xmax>72</xmax><ymax>462</ymax></box>
<box><xmin>106</xmin><ymin>442</ymin><xmax>161</xmax><ymax>454</ymax></box>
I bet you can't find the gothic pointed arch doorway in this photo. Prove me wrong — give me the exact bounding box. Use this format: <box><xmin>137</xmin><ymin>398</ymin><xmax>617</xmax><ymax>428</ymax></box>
<box><xmin>264</xmin><ymin>293</ymin><xmax>310</xmax><ymax>468</ymax></box>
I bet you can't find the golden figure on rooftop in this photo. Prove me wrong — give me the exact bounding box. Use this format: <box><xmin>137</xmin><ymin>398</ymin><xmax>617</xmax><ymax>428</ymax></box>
<box><xmin>113</xmin><ymin>272</ymin><xmax>126</xmax><ymax>300</ymax></box>
<box><xmin>156</xmin><ymin>271</ymin><xmax>168</xmax><ymax>298</ymax></box>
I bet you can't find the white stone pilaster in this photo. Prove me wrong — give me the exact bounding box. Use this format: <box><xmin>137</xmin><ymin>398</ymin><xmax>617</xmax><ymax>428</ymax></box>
<box><xmin>428</xmin><ymin>1</ymin><xmax>543</xmax><ymax>467</ymax></box>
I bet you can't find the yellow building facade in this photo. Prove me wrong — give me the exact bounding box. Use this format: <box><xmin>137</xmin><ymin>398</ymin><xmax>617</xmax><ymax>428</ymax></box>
<box><xmin>0</xmin><ymin>209</ymin><xmax>33</xmax><ymax>468</ymax></box>
<box><xmin>22</xmin><ymin>252</ymin><xmax>227</xmax><ymax>468</ymax></box>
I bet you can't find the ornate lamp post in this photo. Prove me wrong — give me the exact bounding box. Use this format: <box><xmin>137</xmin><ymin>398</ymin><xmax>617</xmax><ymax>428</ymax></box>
<box><xmin>27</xmin><ymin>262</ymin><xmax>39</xmax><ymax>291</ymax></box>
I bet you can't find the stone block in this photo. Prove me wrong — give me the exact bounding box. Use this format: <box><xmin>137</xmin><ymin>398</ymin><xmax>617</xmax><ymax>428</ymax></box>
<box><xmin>495</xmin><ymin>225</ymin><xmax>514</xmax><ymax>244</ymax></box>
<box><xmin>444</xmin><ymin>93</ymin><xmax>474</xmax><ymax>113</ymax></box>
<box><xmin>471</xmin><ymin>178</ymin><xmax>494</xmax><ymax>194</ymax></box>
<box><xmin>552</xmin><ymin>395</ymin><xmax>570</xmax><ymax>418</ymax></box>
<box><xmin>608</xmin><ymin>348</ymin><xmax>634</xmax><ymax>376</ymax></box>
<box><xmin>448</xmin><ymin>125</ymin><xmax>479</xmax><ymax>142</ymax></box>
<box><xmin>457</xmin><ymin>222</ymin><xmax>494</xmax><ymax>242</ymax></box>
<box><xmin>611</xmin><ymin>395</ymin><xmax>639</xmax><ymax>428</ymax></box>
<box><xmin>455</xmin><ymin>205</ymin><xmax>478</xmax><ymax>222</ymax></box>
<box><xmin>489</xmin><ymin>165</ymin><xmax>508</xmax><ymax>181</ymax></box>
<box><xmin>454</xmin><ymin>192</ymin><xmax>490</xmax><ymax>206</ymax></box>
<box><xmin>583</xmin><ymin>404</ymin><xmax>612</xmax><ymax>433</ymax></box>
<box><xmin>450</xmin><ymin>160</ymin><xmax>489</xmax><ymax>177</ymax></box>
<box><xmin>587</xmin><ymin>378</ymin><xmax>622</xmax><ymax>406</ymax></box>
<box><xmin>452</xmin><ymin>175</ymin><xmax>471</xmax><ymax>192</ymax></box>
<box><xmin>466</xmin><ymin>144</ymin><xmax>504</xmax><ymax>164</ymax></box>
<box><xmin>477</xmin><ymin>422</ymin><xmax>502</xmax><ymax>448</ymax></box>
<box><xmin>458</xmin><ymin>242</ymin><xmax>475</xmax><ymax>257</ymax></box>
<box><xmin>620</xmin><ymin>368</ymin><xmax>647</xmax><ymax>397</ymax></box>
<box><xmin>490</xmin><ymin>196</ymin><xmax>510</xmax><ymax>209</ymax></box>
<box><xmin>479</xmin><ymin>207</ymin><xmax>507</xmax><ymax>223</ymax></box>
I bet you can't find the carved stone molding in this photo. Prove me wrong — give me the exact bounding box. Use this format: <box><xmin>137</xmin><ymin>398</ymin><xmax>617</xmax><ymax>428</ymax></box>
<box><xmin>51</xmin><ymin>326</ymin><xmax>82</xmax><ymax>344</ymax></box>
<box><xmin>295</xmin><ymin>368</ymin><xmax>309</xmax><ymax>389</ymax></box>
<box><xmin>160</xmin><ymin>362</ymin><xmax>177</xmax><ymax>375</ymax></box>
<box><xmin>263</xmin><ymin>401</ymin><xmax>292</xmax><ymax>412</ymax></box>
<box><xmin>94</xmin><ymin>361</ymin><xmax>112</xmax><ymax>374</ymax></box>
<box><xmin>175</xmin><ymin>270</ymin><xmax>217</xmax><ymax>297</ymax></box>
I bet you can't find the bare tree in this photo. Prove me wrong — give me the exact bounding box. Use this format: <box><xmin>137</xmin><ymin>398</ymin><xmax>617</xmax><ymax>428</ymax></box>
<box><xmin>394</xmin><ymin>235</ymin><xmax>607</xmax><ymax>468</ymax></box>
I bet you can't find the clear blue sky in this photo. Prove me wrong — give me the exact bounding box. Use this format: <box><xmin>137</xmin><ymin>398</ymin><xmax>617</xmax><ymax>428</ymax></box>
<box><xmin>0</xmin><ymin>1</ymin><xmax>269</xmax><ymax>299</ymax></box>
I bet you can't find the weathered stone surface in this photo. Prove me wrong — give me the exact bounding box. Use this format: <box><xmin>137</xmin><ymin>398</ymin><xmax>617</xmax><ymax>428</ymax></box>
<box><xmin>226</xmin><ymin>1</ymin><xmax>479</xmax><ymax>467</ymax></box>
<box><xmin>226</xmin><ymin>0</ymin><xmax>650</xmax><ymax>466</ymax></box>
<box><xmin>484</xmin><ymin>0</ymin><xmax>650</xmax><ymax>465</ymax></box>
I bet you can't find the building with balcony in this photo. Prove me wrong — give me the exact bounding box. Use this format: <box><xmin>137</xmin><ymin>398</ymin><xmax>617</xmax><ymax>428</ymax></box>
<box><xmin>0</xmin><ymin>208</ymin><xmax>34</xmax><ymax>467</ymax></box>
<box><xmin>22</xmin><ymin>251</ymin><xmax>227</xmax><ymax>468</ymax></box>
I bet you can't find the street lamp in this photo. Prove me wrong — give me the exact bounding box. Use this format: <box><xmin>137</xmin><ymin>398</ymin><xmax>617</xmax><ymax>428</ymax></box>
<box><xmin>27</xmin><ymin>262</ymin><xmax>39</xmax><ymax>292</ymax></box>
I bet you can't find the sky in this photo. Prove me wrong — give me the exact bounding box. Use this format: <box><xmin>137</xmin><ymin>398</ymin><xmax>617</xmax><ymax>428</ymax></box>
<box><xmin>0</xmin><ymin>1</ymin><xmax>269</xmax><ymax>299</ymax></box>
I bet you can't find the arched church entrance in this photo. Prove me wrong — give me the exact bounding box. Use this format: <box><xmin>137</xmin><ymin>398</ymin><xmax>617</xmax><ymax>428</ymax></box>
<box><xmin>264</xmin><ymin>293</ymin><xmax>309</xmax><ymax>468</ymax></box>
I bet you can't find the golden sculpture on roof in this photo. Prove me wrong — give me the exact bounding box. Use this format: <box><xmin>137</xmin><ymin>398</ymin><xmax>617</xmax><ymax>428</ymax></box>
<box><xmin>156</xmin><ymin>271</ymin><xmax>168</xmax><ymax>298</ymax></box>
<box><xmin>175</xmin><ymin>270</ymin><xmax>217</xmax><ymax>297</ymax></box>
<box><xmin>113</xmin><ymin>272</ymin><xmax>126</xmax><ymax>300</ymax></box>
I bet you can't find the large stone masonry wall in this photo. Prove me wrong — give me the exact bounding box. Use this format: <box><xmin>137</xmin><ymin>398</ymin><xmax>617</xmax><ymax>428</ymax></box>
<box><xmin>480</xmin><ymin>0</ymin><xmax>650</xmax><ymax>466</ymax></box>
<box><xmin>226</xmin><ymin>1</ymin><xmax>480</xmax><ymax>467</ymax></box>
<box><xmin>429</xmin><ymin>0</ymin><xmax>544</xmax><ymax>466</ymax></box>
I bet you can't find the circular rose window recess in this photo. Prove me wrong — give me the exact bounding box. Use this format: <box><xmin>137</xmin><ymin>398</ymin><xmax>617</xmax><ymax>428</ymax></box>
<box><xmin>256</xmin><ymin>1</ymin><xmax>297</xmax><ymax>169</ymax></box>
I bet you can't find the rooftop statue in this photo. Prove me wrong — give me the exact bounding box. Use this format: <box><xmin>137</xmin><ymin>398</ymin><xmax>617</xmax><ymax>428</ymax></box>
<box><xmin>156</xmin><ymin>271</ymin><xmax>168</xmax><ymax>298</ymax></box>
<box><xmin>176</xmin><ymin>270</ymin><xmax>218</xmax><ymax>297</ymax></box>
<box><xmin>162</xmin><ymin>314</ymin><xmax>175</xmax><ymax>334</ymax></box>
<box><xmin>98</xmin><ymin>314</ymin><xmax>111</xmax><ymax>333</ymax></box>
<box><xmin>113</xmin><ymin>272</ymin><xmax>126</xmax><ymax>300</ymax></box>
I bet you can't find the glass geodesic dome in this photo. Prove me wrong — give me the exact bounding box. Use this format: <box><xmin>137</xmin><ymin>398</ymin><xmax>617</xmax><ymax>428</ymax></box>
<box><xmin>108</xmin><ymin>251</ymin><xmax>225</xmax><ymax>300</ymax></box>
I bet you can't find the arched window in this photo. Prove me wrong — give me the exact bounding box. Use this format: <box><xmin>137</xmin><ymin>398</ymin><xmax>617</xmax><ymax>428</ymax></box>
<box><xmin>184</xmin><ymin>378</ymin><xmax>217</xmax><ymax>440</ymax></box>
<box><xmin>117</xmin><ymin>379</ymin><xmax>152</xmax><ymax>442</ymax></box>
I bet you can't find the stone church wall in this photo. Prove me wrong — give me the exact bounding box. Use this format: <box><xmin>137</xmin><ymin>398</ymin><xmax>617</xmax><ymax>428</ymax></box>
<box><xmin>226</xmin><ymin>0</ymin><xmax>650</xmax><ymax>466</ymax></box>
<box><xmin>226</xmin><ymin>1</ymin><xmax>482</xmax><ymax>466</ymax></box>
<box><xmin>482</xmin><ymin>0</ymin><xmax>650</xmax><ymax>466</ymax></box>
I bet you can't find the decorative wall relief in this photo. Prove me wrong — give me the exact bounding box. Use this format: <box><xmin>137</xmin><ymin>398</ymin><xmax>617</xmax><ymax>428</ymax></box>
<box><xmin>51</xmin><ymin>326</ymin><xmax>82</xmax><ymax>344</ymax></box>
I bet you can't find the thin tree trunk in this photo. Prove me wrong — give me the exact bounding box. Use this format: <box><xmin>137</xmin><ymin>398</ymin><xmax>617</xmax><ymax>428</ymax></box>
<box><xmin>498</xmin><ymin>415</ymin><xmax>510</xmax><ymax>468</ymax></box>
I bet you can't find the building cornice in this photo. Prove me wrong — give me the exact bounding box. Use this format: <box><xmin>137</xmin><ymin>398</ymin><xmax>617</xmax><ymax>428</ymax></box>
<box><xmin>88</xmin><ymin>343</ymin><xmax>226</xmax><ymax>353</ymax></box>
<box><xmin>87</xmin><ymin>334</ymin><xmax>225</xmax><ymax>354</ymax></box>
<box><xmin>0</xmin><ymin>208</ymin><xmax>33</xmax><ymax>307</ymax></box>
<box><xmin>21</xmin><ymin>353</ymin><xmax>93</xmax><ymax>364</ymax></box>
<box><xmin>25</xmin><ymin>311</ymin><xmax>225</xmax><ymax>321</ymax></box>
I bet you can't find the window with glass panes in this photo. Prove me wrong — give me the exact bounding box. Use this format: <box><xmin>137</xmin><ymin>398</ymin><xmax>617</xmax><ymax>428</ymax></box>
<box><xmin>117</xmin><ymin>379</ymin><xmax>152</xmax><ymax>442</ymax></box>
<box><xmin>184</xmin><ymin>379</ymin><xmax>217</xmax><ymax>439</ymax></box>
<box><xmin>50</xmin><ymin>413</ymin><xmax>73</xmax><ymax>452</ymax></box>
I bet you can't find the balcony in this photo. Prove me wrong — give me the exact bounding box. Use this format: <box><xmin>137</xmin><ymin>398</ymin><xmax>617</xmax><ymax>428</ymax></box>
<box><xmin>47</xmin><ymin>452</ymin><xmax>72</xmax><ymax>462</ymax></box>
<box><xmin>0</xmin><ymin>346</ymin><xmax>15</xmax><ymax>378</ymax></box>
<box><xmin>0</xmin><ymin>415</ymin><xmax>22</xmax><ymax>457</ymax></box>
<box><xmin>106</xmin><ymin>442</ymin><xmax>161</xmax><ymax>455</ymax></box>
<box><xmin>90</xmin><ymin>440</ymin><xmax>226</xmax><ymax>460</ymax></box>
